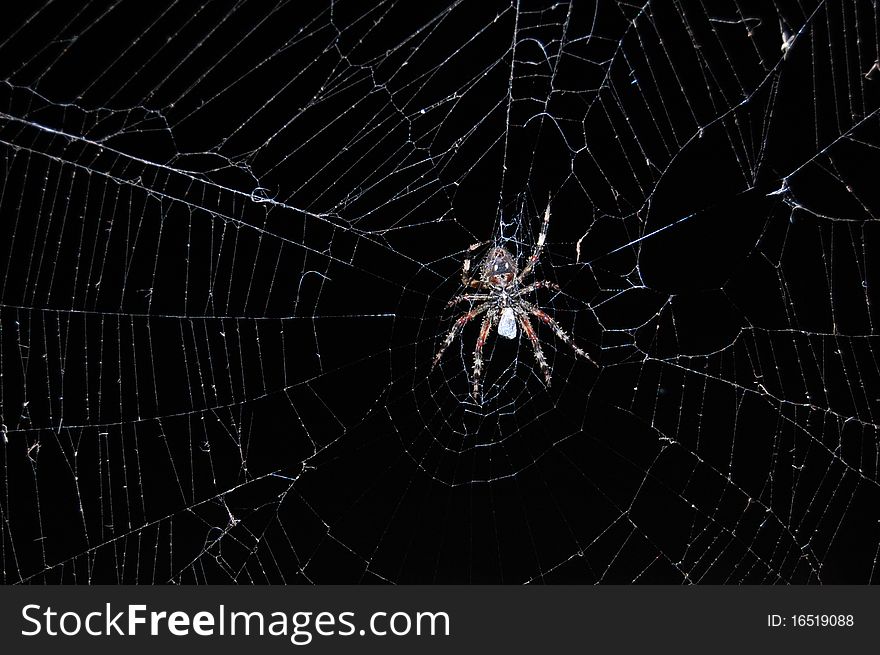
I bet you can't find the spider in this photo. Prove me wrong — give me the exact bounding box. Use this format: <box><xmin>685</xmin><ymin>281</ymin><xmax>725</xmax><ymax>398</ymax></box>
<box><xmin>432</xmin><ymin>201</ymin><xmax>597</xmax><ymax>399</ymax></box>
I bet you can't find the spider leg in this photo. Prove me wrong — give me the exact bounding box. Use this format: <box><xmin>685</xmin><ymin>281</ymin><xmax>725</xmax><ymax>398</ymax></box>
<box><xmin>517</xmin><ymin>310</ymin><xmax>552</xmax><ymax>386</ymax></box>
<box><xmin>512</xmin><ymin>279</ymin><xmax>559</xmax><ymax>297</ymax></box>
<box><xmin>526</xmin><ymin>303</ymin><xmax>597</xmax><ymax>366</ymax></box>
<box><xmin>432</xmin><ymin>303</ymin><xmax>491</xmax><ymax>369</ymax></box>
<box><xmin>472</xmin><ymin>310</ymin><xmax>498</xmax><ymax>399</ymax></box>
<box><xmin>517</xmin><ymin>197</ymin><xmax>551</xmax><ymax>282</ymax></box>
<box><xmin>462</xmin><ymin>241</ymin><xmax>489</xmax><ymax>287</ymax></box>
<box><xmin>446</xmin><ymin>293</ymin><xmax>492</xmax><ymax>308</ymax></box>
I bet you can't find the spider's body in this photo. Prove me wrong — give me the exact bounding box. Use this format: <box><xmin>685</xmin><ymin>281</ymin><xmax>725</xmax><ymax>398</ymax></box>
<box><xmin>482</xmin><ymin>247</ymin><xmax>516</xmax><ymax>288</ymax></box>
<box><xmin>433</xmin><ymin>201</ymin><xmax>596</xmax><ymax>399</ymax></box>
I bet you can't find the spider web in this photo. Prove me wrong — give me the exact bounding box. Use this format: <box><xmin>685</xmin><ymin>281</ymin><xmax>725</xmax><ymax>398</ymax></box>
<box><xmin>1</xmin><ymin>0</ymin><xmax>879</xmax><ymax>584</ymax></box>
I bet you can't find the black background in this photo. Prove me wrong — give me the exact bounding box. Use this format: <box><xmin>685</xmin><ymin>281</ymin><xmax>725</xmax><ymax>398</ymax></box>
<box><xmin>1</xmin><ymin>1</ymin><xmax>879</xmax><ymax>583</ymax></box>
